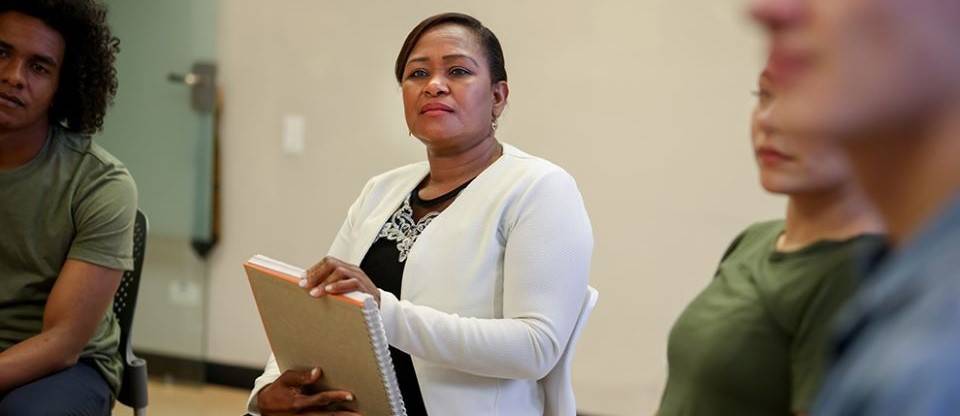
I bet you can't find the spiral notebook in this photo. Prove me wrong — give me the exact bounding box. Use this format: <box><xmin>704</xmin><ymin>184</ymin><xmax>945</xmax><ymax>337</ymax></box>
<box><xmin>244</xmin><ymin>255</ymin><xmax>406</xmax><ymax>416</ymax></box>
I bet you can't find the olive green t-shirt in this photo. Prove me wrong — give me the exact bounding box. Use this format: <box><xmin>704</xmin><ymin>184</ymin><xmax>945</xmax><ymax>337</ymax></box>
<box><xmin>658</xmin><ymin>221</ymin><xmax>885</xmax><ymax>415</ymax></box>
<box><xmin>0</xmin><ymin>126</ymin><xmax>137</xmax><ymax>396</ymax></box>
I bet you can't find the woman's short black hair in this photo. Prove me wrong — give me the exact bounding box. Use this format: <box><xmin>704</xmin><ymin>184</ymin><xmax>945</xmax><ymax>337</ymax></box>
<box><xmin>395</xmin><ymin>12</ymin><xmax>507</xmax><ymax>85</ymax></box>
<box><xmin>0</xmin><ymin>0</ymin><xmax>119</xmax><ymax>134</ymax></box>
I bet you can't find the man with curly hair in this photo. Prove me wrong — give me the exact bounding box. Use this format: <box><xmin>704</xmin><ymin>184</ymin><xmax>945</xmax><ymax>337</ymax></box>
<box><xmin>0</xmin><ymin>0</ymin><xmax>135</xmax><ymax>414</ymax></box>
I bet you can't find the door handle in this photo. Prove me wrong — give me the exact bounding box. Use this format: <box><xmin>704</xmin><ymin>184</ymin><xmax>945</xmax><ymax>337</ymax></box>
<box><xmin>167</xmin><ymin>61</ymin><xmax>217</xmax><ymax>113</ymax></box>
<box><xmin>167</xmin><ymin>72</ymin><xmax>201</xmax><ymax>86</ymax></box>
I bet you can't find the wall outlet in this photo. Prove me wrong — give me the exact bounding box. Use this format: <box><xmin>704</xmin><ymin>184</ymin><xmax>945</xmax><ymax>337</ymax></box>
<box><xmin>168</xmin><ymin>279</ymin><xmax>202</xmax><ymax>307</ymax></box>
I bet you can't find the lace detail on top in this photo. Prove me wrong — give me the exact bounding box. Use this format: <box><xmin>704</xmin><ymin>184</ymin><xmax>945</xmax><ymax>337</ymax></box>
<box><xmin>377</xmin><ymin>197</ymin><xmax>440</xmax><ymax>262</ymax></box>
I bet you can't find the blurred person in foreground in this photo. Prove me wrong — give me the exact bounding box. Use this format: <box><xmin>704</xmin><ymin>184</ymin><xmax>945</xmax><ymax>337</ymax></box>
<box><xmin>751</xmin><ymin>0</ymin><xmax>960</xmax><ymax>414</ymax></box>
<box><xmin>657</xmin><ymin>70</ymin><xmax>884</xmax><ymax>416</ymax></box>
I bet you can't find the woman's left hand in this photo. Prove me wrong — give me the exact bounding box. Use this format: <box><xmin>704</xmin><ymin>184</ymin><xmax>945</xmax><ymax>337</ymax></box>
<box><xmin>302</xmin><ymin>256</ymin><xmax>381</xmax><ymax>305</ymax></box>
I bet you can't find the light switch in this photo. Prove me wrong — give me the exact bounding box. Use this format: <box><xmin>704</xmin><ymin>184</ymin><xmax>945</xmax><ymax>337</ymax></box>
<box><xmin>282</xmin><ymin>114</ymin><xmax>306</xmax><ymax>155</ymax></box>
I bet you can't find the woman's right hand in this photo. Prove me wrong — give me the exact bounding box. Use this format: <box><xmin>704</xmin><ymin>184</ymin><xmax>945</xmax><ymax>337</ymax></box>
<box><xmin>257</xmin><ymin>368</ymin><xmax>360</xmax><ymax>415</ymax></box>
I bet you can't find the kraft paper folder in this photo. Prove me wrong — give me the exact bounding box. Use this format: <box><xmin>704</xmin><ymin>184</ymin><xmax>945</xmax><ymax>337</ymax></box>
<box><xmin>245</xmin><ymin>254</ymin><xmax>406</xmax><ymax>416</ymax></box>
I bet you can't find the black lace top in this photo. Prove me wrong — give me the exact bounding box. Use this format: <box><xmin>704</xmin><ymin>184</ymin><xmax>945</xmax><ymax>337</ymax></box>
<box><xmin>358</xmin><ymin>178</ymin><xmax>473</xmax><ymax>415</ymax></box>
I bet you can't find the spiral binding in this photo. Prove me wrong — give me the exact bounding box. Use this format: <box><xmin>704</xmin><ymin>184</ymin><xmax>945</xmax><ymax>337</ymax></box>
<box><xmin>361</xmin><ymin>297</ymin><xmax>408</xmax><ymax>416</ymax></box>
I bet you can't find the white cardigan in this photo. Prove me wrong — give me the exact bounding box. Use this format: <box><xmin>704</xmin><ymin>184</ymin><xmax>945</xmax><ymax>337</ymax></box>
<box><xmin>247</xmin><ymin>144</ymin><xmax>593</xmax><ymax>415</ymax></box>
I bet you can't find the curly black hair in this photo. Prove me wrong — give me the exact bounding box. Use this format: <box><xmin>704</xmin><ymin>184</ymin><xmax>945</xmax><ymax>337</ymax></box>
<box><xmin>0</xmin><ymin>0</ymin><xmax>119</xmax><ymax>134</ymax></box>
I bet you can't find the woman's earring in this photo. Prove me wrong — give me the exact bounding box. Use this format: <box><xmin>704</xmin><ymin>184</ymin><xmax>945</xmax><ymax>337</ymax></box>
<box><xmin>491</xmin><ymin>119</ymin><xmax>499</xmax><ymax>131</ymax></box>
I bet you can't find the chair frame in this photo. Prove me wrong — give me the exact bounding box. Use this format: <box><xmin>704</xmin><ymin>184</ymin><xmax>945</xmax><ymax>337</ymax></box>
<box><xmin>112</xmin><ymin>210</ymin><xmax>149</xmax><ymax>416</ymax></box>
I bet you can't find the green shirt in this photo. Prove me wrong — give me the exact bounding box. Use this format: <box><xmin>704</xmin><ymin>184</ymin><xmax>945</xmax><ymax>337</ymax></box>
<box><xmin>658</xmin><ymin>221</ymin><xmax>884</xmax><ymax>415</ymax></box>
<box><xmin>0</xmin><ymin>126</ymin><xmax>137</xmax><ymax>396</ymax></box>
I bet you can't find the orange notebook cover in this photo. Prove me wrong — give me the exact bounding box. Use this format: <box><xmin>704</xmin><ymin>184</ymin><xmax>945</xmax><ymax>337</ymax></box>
<box><xmin>244</xmin><ymin>254</ymin><xmax>406</xmax><ymax>415</ymax></box>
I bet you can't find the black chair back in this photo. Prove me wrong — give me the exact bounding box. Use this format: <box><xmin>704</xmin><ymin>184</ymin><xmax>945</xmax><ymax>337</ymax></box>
<box><xmin>113</xmin><ymin>210</ymin><xmax>149</xmax><ymax>413</ymax></box>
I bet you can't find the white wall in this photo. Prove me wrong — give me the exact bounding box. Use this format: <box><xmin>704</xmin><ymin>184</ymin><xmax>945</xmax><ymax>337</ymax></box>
<box><xmin>206</xmin><ymin>1</ymin><xmax>783</xmax><ymax>414</ymax></box>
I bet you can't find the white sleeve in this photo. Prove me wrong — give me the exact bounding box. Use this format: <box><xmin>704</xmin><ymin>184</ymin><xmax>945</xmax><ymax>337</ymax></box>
<box><xmin>378</xmin><ymin>170</ymin><xmax>592</xmax><ymax>380</ymax></box>
<box><xmin>245</xmin><ymin>354</ymin><xmax>281</xmax><ymax>416</ymax></box>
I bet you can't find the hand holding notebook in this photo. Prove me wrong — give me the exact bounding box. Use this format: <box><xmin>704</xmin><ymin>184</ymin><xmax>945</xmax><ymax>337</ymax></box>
<box><xmin>256</xmin><ymin>366</ymin><xmax>359</xmax><ymax>415</ymax></box>
<box><xmin>300</xmin><ymin>256</ymin><xmax>381</xmax><ymax>305</ymax></box>
<box><xmin>245</xmin><ymin>255</ymin><xmax>407</xmax><ymax>416</ymax></box>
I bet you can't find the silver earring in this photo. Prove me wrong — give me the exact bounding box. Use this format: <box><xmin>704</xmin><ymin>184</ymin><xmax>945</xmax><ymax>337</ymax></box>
<box><xmin>492</xmin><ymin>119</ymin><xmax>499</xmax><ymax>131</ymax></box>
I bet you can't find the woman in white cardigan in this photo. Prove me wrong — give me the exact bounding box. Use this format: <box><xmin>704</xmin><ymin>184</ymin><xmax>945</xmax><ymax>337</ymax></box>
<box><xmin>250</xmin><ymin>12</ymin><xmax>592</xmax><ymax>416</ymax></box>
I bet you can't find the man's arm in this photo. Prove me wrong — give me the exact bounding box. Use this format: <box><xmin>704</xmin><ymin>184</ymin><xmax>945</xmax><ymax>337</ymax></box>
<box><xmin>0</xmin><ymin>259</ymin><xmax>122</xmax><ymax>392</ymax></box>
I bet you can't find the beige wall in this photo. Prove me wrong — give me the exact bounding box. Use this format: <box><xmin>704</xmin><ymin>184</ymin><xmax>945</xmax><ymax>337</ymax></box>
<box><xmin>206</xmin><ymin>1</ymin><xmax>783</xmax><ymax>414</ymax></box>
